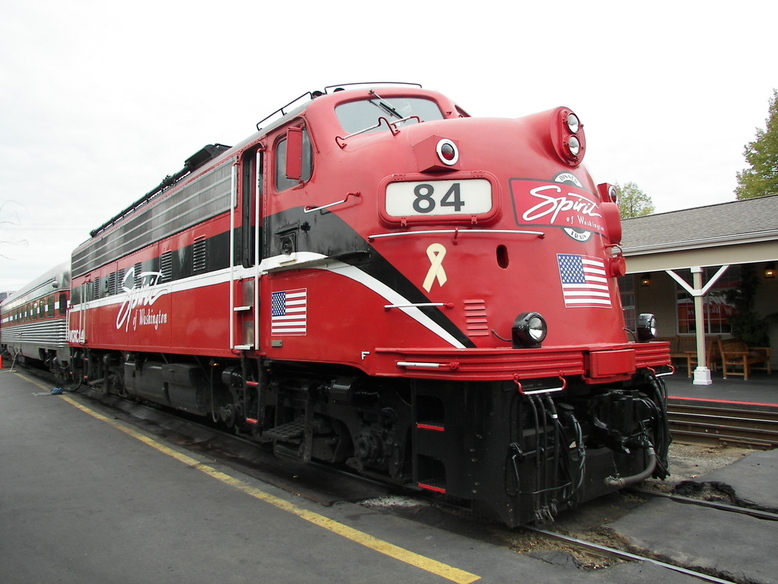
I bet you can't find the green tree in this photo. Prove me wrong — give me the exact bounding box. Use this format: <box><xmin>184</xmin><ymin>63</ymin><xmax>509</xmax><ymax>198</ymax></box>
<box><xmin>615</xmin><ymin>182</ymin><xmax>655</xmax><ymax>218</ymax></box>
<box><xmin>735</xmin><ymin>89</ymin><xmax>778</xmax><ymax>200</ymax></box>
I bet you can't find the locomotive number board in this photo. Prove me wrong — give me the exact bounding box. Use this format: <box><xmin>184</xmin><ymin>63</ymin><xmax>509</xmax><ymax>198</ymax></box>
<box><xmin>385</xmin><ymin>179</ymin><xmax>492</xmax><ymax>217</ymax></box>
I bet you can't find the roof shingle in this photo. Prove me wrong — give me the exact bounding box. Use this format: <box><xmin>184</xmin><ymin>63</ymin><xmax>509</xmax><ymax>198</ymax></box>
<box><xmin>621</xmin><ymin>194</ymin><xmax>778</xmax><ymax>253</ymax></box>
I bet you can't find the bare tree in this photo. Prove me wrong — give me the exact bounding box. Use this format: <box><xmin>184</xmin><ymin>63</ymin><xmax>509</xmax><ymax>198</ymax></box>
<box><xmin>0</xmin><ymin>201</ymin><xmax>28</xmax><ymax>260</ymax></box>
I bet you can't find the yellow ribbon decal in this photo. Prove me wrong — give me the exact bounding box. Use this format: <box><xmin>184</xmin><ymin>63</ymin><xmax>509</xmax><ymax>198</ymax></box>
<box><xmin>423</xmin><ymin>243</ymin><xmax>448</xmax><ymax>292</ymax></box>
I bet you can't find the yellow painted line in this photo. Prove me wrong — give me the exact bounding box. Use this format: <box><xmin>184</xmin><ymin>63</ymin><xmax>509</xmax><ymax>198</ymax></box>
<box><xmin>31</xmin><ymin>383</ymin><xmax>482</xmax><ymax>584</ymax></box>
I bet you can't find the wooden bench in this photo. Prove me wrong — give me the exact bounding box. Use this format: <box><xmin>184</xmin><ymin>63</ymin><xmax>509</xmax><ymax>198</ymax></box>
<box><xmin>655</xmin><ymin>337</ymin><xmax>697</xmax><ymax>361</ymax></box>
<box><xmin>685</xmin><ymin>336</ymin><xmax>722</xmax><ymax>378</ymax></box>
<box><xmin>655</xmin><ymin>336</ymin><xmax>721</xmax><ymax>376</ymax></box>
<box><xmin>719</xmin><ymin>339</ymin><xmax>772</xmax><ymax>381</ymax></box>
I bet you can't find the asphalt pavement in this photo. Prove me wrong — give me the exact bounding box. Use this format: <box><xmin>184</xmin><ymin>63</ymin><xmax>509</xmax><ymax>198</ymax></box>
<box><xmin>608</xmin><ymin>448</ymin><xmax>778</xmax><ymax>584</ymax></box>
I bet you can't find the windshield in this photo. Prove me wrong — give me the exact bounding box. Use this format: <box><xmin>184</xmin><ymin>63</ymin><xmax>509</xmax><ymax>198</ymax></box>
<box><xmin>335</xmin><ymin>97</ymin><xmax>444</xmax><ymax>135</ymax></box>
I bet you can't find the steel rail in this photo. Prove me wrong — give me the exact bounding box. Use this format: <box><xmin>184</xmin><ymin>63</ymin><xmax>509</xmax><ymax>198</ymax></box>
<box><xmin>627</xmin><ymin>487</ymin><xmax>778</xmax><ymax>522</ymax></box>
<box><xmin>525</xmin><ymin>527</ymin><xmax>737</xmax><ymax>584</ymax></box>
<box><xmin>668</xmin><ymin>403</ymin><xmax>778</xmax><ymax>448</ymax></box>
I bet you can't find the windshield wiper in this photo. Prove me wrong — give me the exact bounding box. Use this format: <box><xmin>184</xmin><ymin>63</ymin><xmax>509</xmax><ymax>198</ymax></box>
<box><xmin>369</xmin><ymin>90</ymin><xmax>402</xmax><ymax>119</ymax></box>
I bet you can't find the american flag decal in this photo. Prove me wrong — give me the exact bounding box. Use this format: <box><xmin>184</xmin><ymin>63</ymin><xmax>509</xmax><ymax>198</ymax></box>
<box><xmin>271</xmin><ymin>289</ymin><xmax>307</xmax><ymax>335</ymax></box>
<box><xmin>557</xmin><ymin>254</ymin><xmax>612</xmax><ymax>308</ymax></box>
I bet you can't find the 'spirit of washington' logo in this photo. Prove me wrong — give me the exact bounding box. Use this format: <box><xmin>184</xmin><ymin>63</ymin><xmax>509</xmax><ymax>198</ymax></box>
<box><xmin>116</xmin><ymin>268</ymin><xmax>169</xmax><ymax>332</ymax></box>
<box><xmin>509</xmin><ymin>175</ymin><xmax>604</xmax><ymax>242</ymax></box>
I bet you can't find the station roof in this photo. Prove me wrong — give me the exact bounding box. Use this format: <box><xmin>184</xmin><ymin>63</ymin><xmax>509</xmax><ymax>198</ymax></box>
<box><xmin>620</xmin><ymin>194</ymin><xmax>778</xmax><ymax>273</ymax></box>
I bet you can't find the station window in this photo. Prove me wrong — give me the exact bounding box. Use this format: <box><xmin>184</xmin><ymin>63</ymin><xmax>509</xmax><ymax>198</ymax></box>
<box><xmin>675</xmin><ymin>266</ymin><xmax>739</xmax><ymax>334</ymax></box>
<box><xmin>274</xmin><ymin>127</ymin><xmax>312</xmax><ymax>192</ymax></box>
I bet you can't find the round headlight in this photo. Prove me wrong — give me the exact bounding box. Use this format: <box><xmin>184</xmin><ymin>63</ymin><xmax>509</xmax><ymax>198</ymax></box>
<box><xmin>566</xmin><ymin>113</ymin><xmax>580</xmax><ymax>134</ymax></box>
<box><xmin>527</xmin><ymin>315</ymin><xmax>546</xmax><ymax>341</ymax></box>
<box><xmin>512</xmin><ymin>312</ymin><xmax>548</xmax><ymax>348</ymax></box>
<box><xmin>567</xmin><ymin>136</ymin><xmax>581</xmax><ymax>157</ymax></box>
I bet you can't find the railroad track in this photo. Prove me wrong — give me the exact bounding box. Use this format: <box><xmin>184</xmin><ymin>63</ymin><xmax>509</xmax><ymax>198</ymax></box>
<box><xmin>526</xmin><ymin>491</ymin><xmax>778</xmax><ymax>584</ymax></box>
<box><xmin>668</xmin><ymin>402</ymin><xmax>778</xmax><ymax>449</ymax></box>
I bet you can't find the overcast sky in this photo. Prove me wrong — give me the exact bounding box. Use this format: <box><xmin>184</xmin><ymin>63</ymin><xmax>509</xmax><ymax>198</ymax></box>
<box><xmin>1</xmin><ymin>0</ymin><xmax>776</xmax><ymax>291</ymax></box>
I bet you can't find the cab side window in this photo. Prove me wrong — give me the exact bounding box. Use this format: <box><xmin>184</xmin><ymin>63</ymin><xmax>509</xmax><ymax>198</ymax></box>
<box><xmin>274</xmin><ymin>127</ymin><xmax>313</xmax><ymax>192</ymax></box>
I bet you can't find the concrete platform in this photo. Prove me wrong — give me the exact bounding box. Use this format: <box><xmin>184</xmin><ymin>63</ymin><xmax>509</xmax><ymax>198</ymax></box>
<box><xmin>608</xmin><ymin>448</ymin><xmax>778</xmax><ymax>584</ymax></box>
<box><xmin>665</xmin><ymin>371</ymin><xmax>778</xmax><ymax>410</ymax></box>
<box><xmin>691</xmin><ymin>449</ymin><xmax>778</xmax><ymax>511</ymax></box>
<box><xmin>0</xmin><ymin>368</ymin><xmax>745</xmax><ymax>583</ymax></box>
<box><xmin>0</xmin><ymin>369</ymin><xmax>481</xmax><ymax>584</ymax></box>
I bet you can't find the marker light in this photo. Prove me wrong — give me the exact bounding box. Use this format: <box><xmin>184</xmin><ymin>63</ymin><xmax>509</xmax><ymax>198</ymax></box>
<box><xmin>413</xmin><ymin>135</ymin><xmax>460</xmax><ymax>172</ymax></box>
<box><xmin>597</xmin><ymin>183</ymin><xmax>619</xmax><ymax>204</ymax></box>
<box><xmin>436</xmin><ymin>139</ymin><xmax>459</xmax><ymax>166</ymax></box>
<box><xmin>637</xmin><ymin>313</ymin><xmax>657</xmax><ymax>341</ymax></box>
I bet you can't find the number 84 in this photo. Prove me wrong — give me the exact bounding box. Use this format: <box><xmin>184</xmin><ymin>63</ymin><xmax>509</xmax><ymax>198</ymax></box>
<box><xmin>413</xmin><ymin>183</ymin><xmax>464</xmax><ymax>213</ymax></box>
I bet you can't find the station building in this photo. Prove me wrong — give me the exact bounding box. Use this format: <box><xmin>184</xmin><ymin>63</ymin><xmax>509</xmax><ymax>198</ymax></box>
<box><xmin>620</xmin><ymin>194</ymin><xmax>778</xmax><ymax>383</ymax></box>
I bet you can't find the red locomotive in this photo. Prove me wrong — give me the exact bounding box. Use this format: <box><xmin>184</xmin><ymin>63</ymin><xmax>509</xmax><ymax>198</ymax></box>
<box><xmin>17</xmin><ymin>83</ymin><xmax>672</xmax><ymax>526</ymax></box>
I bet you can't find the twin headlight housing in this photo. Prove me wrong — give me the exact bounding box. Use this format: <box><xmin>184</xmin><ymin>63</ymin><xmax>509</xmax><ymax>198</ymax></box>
<box><xmin>551</xmin><ymin>108</ymin><xmax>586</xmax><ymax>166</ymax></box>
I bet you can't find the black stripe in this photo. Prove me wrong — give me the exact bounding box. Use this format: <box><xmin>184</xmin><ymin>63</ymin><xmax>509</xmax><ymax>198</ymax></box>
<box><xmin>268</xmin><ymin>206</ymin><xmax>475</xmax><ymax>348</ymax></box>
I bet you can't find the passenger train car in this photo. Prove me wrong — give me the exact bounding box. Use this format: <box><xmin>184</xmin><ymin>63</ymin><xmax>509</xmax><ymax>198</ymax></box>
<box><xmin>13</xmin><ymin>84</ymin><xmax>672</xmax><ymax>526</ymax></box>
<box><xmin>0</xmin><ymin>262</ymin><xmax>70</xmax><ymax>377</ymax></box>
